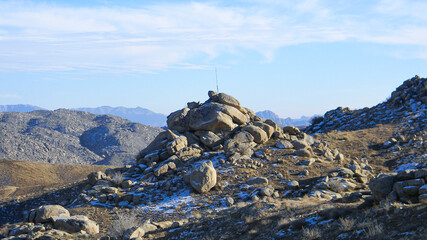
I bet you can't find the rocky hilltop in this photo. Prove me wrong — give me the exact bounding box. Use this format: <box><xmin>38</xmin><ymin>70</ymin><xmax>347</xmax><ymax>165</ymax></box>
<box><xmin>1</xmin><ymin>80</ymin><xmax>426</xmax><ymax>240</ymax></box>
<box><xmin>0</xmin><ymin>109</ymin><xmax>162</xmax><ymax>165</ymax></box>
<box><xmin>305</xmin><ymin>76</ymin><xmax>427</xmax><ymax>133</ymax></box>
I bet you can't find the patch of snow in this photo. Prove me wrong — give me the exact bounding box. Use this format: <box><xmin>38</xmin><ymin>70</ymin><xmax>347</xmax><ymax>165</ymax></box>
<box><xmin>318</xmin><ymin>219</ymin><xmax>334</xmax><ymax>225</ymax></box>
<box><xmin>395</xmin><ymin>162</ymin><xmax>419</xmax><ymax>172</ymax></box>
<box><xmin>138</xmin><ymin>189</ymin><xmax>194</xmax><ymax>213</ymax></box>
<box><xmin>305</xmin><ymin>216</ymin><xmax>318</xmax><ymax>225</ymax></box>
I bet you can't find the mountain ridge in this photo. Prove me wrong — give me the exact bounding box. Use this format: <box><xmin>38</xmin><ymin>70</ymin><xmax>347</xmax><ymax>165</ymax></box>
<box><xmin>0</xmin><ymin>109</ymin><xmax>163</xmax><ymax>166</ymax></box>
<box><xmin>256</xmin><ymin>110</ymin><xmax>312</xmax><ymax>127</ymax></box>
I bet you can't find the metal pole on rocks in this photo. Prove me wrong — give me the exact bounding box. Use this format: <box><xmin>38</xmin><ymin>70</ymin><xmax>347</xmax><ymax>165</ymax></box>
<box><xmin>215</xmin><ymin>67</ymin><xmax>219</xmax><ymax>92</ymax></box>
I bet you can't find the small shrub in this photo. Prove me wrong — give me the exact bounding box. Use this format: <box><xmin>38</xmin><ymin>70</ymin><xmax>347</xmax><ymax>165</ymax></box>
<box><xmin>338</xmin><ymin>217</ymin><xmax>355</xmax><ymax>232</ymax></box>
<box><xmin>310</xmin><ymin>116</ymin><xmax>324</xmax><ymax>125</ymax></box>
<box><xmin>109</xmin><ymin>211</ymin><xmax>141</xmax><ymax>239</ymax></box>
<box><xmin>365</xmin><ymin>222</ymin><xmax>384</xmax><ymax>238</ymax></box>
<box><xmin>111</xmin><ymin>172</ymin><xmax>125</xmax><ymax>186</ymax></box>
<box><xmin>301</xmin><ymin>227</ymin><xmax>321</xmax><ymax>240</ymax></box>
<box><xmin>328</xmin><ymin>180</ymin><xmax>346</xmax><ymax>193</ymax></box>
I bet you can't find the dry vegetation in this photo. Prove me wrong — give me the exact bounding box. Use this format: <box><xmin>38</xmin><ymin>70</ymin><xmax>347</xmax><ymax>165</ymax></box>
<box><xmin>0</xmin><ymin>159</ymin><xmax>110</xmax><ymax>202</ymax></box>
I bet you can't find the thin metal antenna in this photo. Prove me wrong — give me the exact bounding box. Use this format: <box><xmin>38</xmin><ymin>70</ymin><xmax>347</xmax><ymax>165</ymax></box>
<box><xmin>215</xmin><ymin>67</ymin><xmax>219</xmax><ymax>92</ymax></box>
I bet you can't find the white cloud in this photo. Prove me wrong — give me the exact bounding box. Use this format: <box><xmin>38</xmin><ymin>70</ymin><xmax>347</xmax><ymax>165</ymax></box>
<box><xmin>0</xmin><ymin>94</ymin><xmax>21</xmax><ymax>99</ymax></box>
<box><xmin>0</xmin><ymin>0</ymin><xmax>426</xmax><ymax>73</ymax></box>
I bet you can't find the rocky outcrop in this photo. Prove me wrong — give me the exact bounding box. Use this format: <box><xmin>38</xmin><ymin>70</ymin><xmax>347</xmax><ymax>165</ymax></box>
<box><xmin>136</xmin><ymin>91</ymin><xmax>284</xmax><ymax>169</ymax></box>
<box><xmin>305</xmin><ymin>76</ymin><xmax>427</xmax><ymax>134</ymax></box>
<box><xmin>6</xmin><ymin>205</ymin><xmax>99</xmax><ymax>239</ymax></box>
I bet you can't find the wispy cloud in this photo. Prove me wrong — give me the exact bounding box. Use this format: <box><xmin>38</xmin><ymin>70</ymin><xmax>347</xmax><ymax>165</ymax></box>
<box><xmin>0</xmin><ymin>93</ymin><xmax>21</xmax><ymax>99</ymax></box>
<box><xmin>0</xmin><ymin>0</ymin><xmax>426</xmax><ymax>73</ymax></box>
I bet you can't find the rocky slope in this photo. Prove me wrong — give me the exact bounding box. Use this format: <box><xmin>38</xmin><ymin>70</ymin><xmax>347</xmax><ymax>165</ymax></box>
<box><xmin>305</xmin><ymin>76</ymin><xmax>427</xmax><ymax>134</ymax></box>
<box><xmin>0</xmin><ymin>109</ymin><xmax>163</xmax><ymax>166</ymax></box>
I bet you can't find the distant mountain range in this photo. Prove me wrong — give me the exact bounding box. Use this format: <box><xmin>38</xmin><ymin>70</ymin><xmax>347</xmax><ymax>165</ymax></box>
<box><xmin>73</xmin><ymin>106</ymin><xmax>167</xmax><ymax>127</ymax></box>
<box><xmin>0</xmin><ymin>105</ymin><xmax>310</xmax><ymax>128</ymax></box>
<box><xmin>1</xmin><ymin>105</ymin><xmax>167</xmax><ymax>127</ymax></box>
<box><xmin>0</xmin><ymin>104</ymin><xmax>46</xmax><ymax>112</ymax></box>
<box><xmin>256</xmin><ymin>110</ymin><xmax>312</xmax><ymax>127</ymax></box>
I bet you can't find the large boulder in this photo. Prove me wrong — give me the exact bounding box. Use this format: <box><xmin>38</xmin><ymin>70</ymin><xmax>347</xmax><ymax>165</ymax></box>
<box><xmin>252</xmin><ymin>122</ymin><xmax>275</xmax><ymax>139</ymax></box>
<box><xmin>188</xmin><ymin>103</ymin><xmax>236</xmax><ymax>132</ymax></box>
<box><xmin>195</xmin><ymin>131</ymin><xmax>222</xmax><ymax>149</ymax></box>
<box><xmin>233</xmin><ymin>131</ymin><xmax>255</xmax><ymax>143</ymax></box>
<box><xmin>166</xmin><ymin>136</ymin><xmax>188</xmax><ymax>155</ymax></box>
<box><xmin>167</xmin><ymin>108</ymin><xmax>190</xmax><ymax>132</ymax></box>
<box><xmin>53</xmin><ymin>215</ymin><xmax>99</xmax><ymax>234</ymax></box>
<box><xmin>190</xmin><ymin>161</ymin><xmax>217</xmax><ymax>193</ymax></box>
<box><xmin>291</xmin><ymin>140</ymin><xmax>309</xmax><ymax>150</ymax></box>
<box><xmin>123</xmin><ymin>226</ymin><xmax>145</xmax><ymax>240</ymax></box>
<box><xmin>88</xmin><ymin>171</ymin><xmax>106</xmax><ymax>186</ymax></box>
<box><xmin>220</xmin><ymin>105</ymin><xmax>250</xmax><ymax>125</ymax></box>
<box><xmin>209</xmin><ymin>91</ymin><xmax>241</xmax><ymax>109</ymax></box>
<box><xmin>136</xmin><ymin>131</ymin><xmax>170</xmax><ymax>162</ymax></box>
<box><xmin>25</xmin><ymin>205</ymin><xmax>70</xmax><ymax>224</ymax></box>
<box><xmin>224</xmin><ymin>131</ymin><xmax>256</xmax><ymax>156</ymax></box>
<box><xmin>369</xmin><ymin>173</ymin><xmax>397</xmax><ymax>202</ymax></box>
<box><xmin>243</xmin><ymin>125</ymin><xmax>268</xmax><ymax>144</ymax></box>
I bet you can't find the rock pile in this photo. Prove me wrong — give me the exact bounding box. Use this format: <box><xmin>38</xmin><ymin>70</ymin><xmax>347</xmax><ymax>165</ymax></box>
<box><xmin>283</xmin><ymin>158</ymin><xmax>374</xmax><ymax>200</ymax></box>
<box><xmin>305</xmin><ymin>76</ymin><xmax>427</xmax><ymax>134</ymax></box>
<box><xmin>369</xmin><ymin>168</ymin><xmax>427</xmax><ymax>204</ymax></box>
<box><xmin>2</xmin><ymin>205</ymin><xmax>99</xmax><ymax>239</ymax></box>
<box><xmin>136</xmin><ymin>91</ymin><xmax>284</xmax><ymax>168</ymax></box>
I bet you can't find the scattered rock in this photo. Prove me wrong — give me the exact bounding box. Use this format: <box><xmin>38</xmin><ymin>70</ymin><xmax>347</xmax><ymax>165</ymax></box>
<box><xmin>190</xmin><ymin>161</ymin><xmax>217</xmax><ymax>193</ymax></box>
<box><xmin>53</xmin><ymin>215</ymin><xmax>99</xmax><ymax>234</ymax></box>
<box><xmin>294</xmin><ymin>149</ymin><xmax>311</xmax><ymax>158</ymax></box>
<box><xmin>123</xmin><ymin>226</ymin><xmax>145</xmax><ymax>240</ymax></box>
<box><xmin>247</xmin><ymin>177</ymin><xmax>269</xmax><ymax>186</ymax></box>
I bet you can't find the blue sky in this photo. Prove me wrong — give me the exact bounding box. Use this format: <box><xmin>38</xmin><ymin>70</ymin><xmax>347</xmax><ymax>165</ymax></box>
<box><xmin>1</xmin><ymin>0</ymin><xmax>427</xmax><ymax>118</ymax></box>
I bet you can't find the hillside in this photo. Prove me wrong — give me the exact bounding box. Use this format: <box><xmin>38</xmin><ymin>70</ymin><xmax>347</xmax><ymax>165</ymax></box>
<box><xmin>0</xmin><ymin>109</ymin><xmax>163</xmax><ymax>166</ymax></box>
<box><xmin>0</xmin><ymin>159</ymin><xmax>111</xmax><ymax>203</ymax></box>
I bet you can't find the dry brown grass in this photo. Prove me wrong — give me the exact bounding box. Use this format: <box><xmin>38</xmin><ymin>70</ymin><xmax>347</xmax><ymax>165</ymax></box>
<box><xmin>0</xmin><ymin>159</ymin><xmax>111</xmax><ymax>202</ymax></box>
<box><xmin>365</xmin><ymin>221</ymin><xmax>384</xmax><ymax>238</ymax></box>
<box><xmin>110</xmin><ymin>172</ymin><xmax>125</xmax><ymax>186</ymax></box>
<box><xmin>302</xmin><ymin>226</ymin><xmax>321</xmax><ymax>240</ymax></box>
<box><xmin>338</xmin><ymin>217</ymin><xmax>355</xmax><ymax>232</ymax></box>
<box><xmin>108</xmin><ymin>211</ymin><xmax>142</xmax><ymax>239</ymax></box>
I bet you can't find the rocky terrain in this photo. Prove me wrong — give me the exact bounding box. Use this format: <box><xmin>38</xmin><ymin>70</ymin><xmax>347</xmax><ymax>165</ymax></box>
<box><xmin>0</xmin><ymin>109</ymin><xmax>163</xmax><ymax>166</ymax></box>
<box><xmin>305</xmin><ymin>76</ymin><xmax>427</xmax><ymax>134</ymax></box>
<box><xmin>0</xmin><ymin>77</ymin><xmax>426</xmax><ymax>240</ymax></box>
